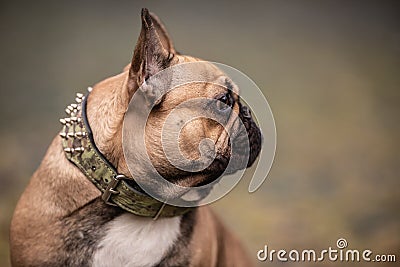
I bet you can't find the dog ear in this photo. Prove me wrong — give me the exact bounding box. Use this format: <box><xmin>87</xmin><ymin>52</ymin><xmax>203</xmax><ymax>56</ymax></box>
<box><xmin>128</xmin><ymin>8</ymin><xmax>175</xmax><ymax>94</ymax></box>
<box><xmin>149</xmin><ymin>11</ymin><xmax>176</xmax><ymax>54</ymax></box>
<box><xmin>123</xmin><ymin>10</ymin><xmax>176</xmax><ymax>73</ymax></box>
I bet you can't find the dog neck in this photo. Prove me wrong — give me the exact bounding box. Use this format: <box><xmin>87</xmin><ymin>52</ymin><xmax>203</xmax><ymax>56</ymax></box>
<box><xmin>59</xmin><ymin>88</ymin><xmax>192</xmax><ymax>218</ymax></box>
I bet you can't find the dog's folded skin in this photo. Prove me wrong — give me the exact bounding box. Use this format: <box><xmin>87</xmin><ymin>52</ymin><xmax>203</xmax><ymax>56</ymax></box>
<box><xmin>10</xmin><ymin>8</ymin><xmax>260</xmax><ymax>267</ymax></box>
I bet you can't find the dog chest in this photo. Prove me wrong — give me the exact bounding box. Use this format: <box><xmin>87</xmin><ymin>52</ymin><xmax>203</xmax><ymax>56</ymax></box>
<box><xmin>92</xmin><ymin>214</ymin><xmax>181</xmax><ymax>267</ymax></box>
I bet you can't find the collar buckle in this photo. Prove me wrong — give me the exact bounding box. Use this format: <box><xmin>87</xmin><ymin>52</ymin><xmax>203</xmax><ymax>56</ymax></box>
<box><xmin>101</xmin><ymin>174</ymin><xmax>126</xmax><ymax>206</ymax></box>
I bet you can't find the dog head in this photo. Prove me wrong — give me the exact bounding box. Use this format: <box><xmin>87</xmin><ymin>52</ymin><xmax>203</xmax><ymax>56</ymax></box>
<box><xmin>86</xmin><ymin>9</ymin><xmax>262</xmax><ymax>199</ymax></box>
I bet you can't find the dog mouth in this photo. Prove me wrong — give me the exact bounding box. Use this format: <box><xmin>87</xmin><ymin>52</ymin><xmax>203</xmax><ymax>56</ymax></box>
<box><xmin>172</xmin><ymin>103</ymin><xmax>262</xmax><ymax>188</ymax></box>
<box><xmin>153</xmin><ymin>155</ymin><xmax>228</xmax><ymax>188</ymax></box>
<box><xmin>194</xmin><ymin>155</ymin><xmax>230</xmax><ymax>186</ymax></box>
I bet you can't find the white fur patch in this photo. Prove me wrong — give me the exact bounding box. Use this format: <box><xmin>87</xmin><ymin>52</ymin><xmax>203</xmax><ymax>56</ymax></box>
<box><xmin>92</xmin><ymin>214</ymin><xmax>181</xmax><ymax>267</ymax></box>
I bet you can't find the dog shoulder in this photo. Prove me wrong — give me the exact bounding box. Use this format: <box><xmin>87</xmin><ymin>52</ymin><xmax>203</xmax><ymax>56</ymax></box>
<box><xmin>189</xmin><ymin>206</ymin><xmax>255</xmax><ymax>267</ymax></box>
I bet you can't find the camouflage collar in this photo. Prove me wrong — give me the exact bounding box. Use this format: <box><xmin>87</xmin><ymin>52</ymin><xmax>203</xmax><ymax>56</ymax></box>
<box><xmin>59</xmin><ymin>88</ymin><xmax>191</xmax><ymax>219</ymax></box>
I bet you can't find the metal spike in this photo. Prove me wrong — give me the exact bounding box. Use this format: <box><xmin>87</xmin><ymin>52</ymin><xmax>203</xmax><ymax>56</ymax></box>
<box><xmin>75</xmin><ymin>131</ymin><xmax>87</xmax><ymax>138</ymax></box>
<box><xmin>75</xmin><ymin>147</ymin><xmax>84</xmax><ymax>152</ymax></box>
<box><xmin>75</xmin><ymin>97</ymin><xmax>82</xmax><ymax>103</ymax></box>
<box><xmin>64</xmin><ymin>147</ymin><xmax>74</xmax><ymax>153</ymax></box>
<box><xmin>71</xmin><ymin>103</ymin><xmax>78</xmax><ymax>109</ymax></box>
<box><xmin>67</xmin><ymin>132</ymin><xmax>75</xmax><ymax>138</ymax></box>
<box><xmin>59</xmin><ymin>118</ymin><xmax>66</xmax><ymax>125</ymax></box>
<box><xmin>70</xmin><ymin>116</ymin><xmax>78</xmax><ymax>122</ymax></box>
<box><xmin>64</xmin><ymin>118</ymin><xmax>71</xmax><ymax>123</ymax></box>
<box><xmin>67</xmin><ymin>105</ymin><xmax>74</xmax><ymax>111</ymax></box>
<box><xmin>59</xmin><ymin>132</ymin><xmax>67</xmax><ymax>138</ymax></box>
<box><xmin>87</xmin><ymin>87</ymin><xmax>93</xmax><ymax>92</ymax></box>
<box><xmin>77</xmin><ymin>117</ymin><xmax>82</xmax><ymax>123</ymax></box>
<box><xmin>65</xmin><ymin>108</ymin><xmax>71</xmax><ymax>114</ymax></box>
<box><xmin>76</xmin><ymin>93</ymin><xmax>84</xmax><ymax>99</ymax></box>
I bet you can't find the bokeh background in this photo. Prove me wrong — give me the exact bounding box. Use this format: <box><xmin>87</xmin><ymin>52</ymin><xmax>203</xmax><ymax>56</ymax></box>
<box><xmin>1</xmin><ymin>1</ymin><xmax>399</xmax><ymax>266</ymax></box>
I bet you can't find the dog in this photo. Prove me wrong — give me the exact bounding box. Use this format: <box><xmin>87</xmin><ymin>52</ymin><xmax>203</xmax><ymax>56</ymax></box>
<box><xmin>10</xmin><ymin>8</ymin><xmax>262</xmax><ymax>267</ymax></box>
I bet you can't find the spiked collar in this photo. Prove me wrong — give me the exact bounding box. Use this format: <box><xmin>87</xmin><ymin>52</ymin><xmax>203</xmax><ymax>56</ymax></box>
<box><xmin>59</xmin><ymin>87</ymin><xmax>191</xmax><ymax>219</ymax></box>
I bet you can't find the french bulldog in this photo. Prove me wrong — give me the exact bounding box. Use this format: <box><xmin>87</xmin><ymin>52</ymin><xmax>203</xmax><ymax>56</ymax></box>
<box><xmin>10</xmin><ymin>8</ymin><xmax>262</xmax><ymax>267</ymax></box>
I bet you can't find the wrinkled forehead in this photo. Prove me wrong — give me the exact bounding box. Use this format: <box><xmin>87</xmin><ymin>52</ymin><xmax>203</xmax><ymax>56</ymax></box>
<box><xmin>175</xmin><ymin>55</ymin><xmax>240</xmax><ymax>94</ymax></box>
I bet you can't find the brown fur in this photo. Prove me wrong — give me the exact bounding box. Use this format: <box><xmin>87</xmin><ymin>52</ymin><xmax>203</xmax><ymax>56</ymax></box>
<box><xmin>10</xmin><ymin>9</ymin><xmax>257</xmax><ymax>266</ymax></box>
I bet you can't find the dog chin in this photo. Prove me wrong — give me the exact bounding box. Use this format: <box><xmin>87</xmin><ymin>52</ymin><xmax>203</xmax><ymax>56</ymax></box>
<box><xmin>170</xmin><ymin>145</ymin><xmax>258</xmax><ymax>189</ymax></box>
<box><xmin>167</xmin><ymin>130</ymin><xmax>261</xmax><ymax>189</ymax></box>
<box><xmin>139</xmin><ymin>144</ymin><xmax>259</xmax><ymax>202</ymax></box>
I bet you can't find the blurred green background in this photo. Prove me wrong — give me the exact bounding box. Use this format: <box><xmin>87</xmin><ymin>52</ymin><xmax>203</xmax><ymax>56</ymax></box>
<box><xmin>1</xmin><ymin>1</ymin><xmax>399</xmax><ymax>266</ymax></box>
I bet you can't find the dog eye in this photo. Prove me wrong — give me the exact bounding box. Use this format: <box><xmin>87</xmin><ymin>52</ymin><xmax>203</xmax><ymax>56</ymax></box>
<box><xmin>216</xmin><ymin>93</ymin><xmax>232</xmax><ymax>111</ymax></box>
